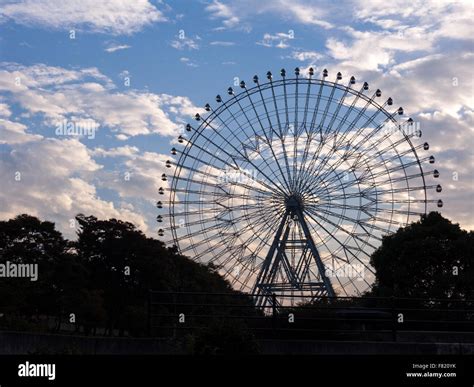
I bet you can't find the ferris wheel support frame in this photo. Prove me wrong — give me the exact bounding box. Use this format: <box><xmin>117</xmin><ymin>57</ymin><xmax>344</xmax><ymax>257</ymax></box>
<box><xmin>253</xmin><ymin>194</ymin><xmax>336</xmax><ymax>307</ymax></box>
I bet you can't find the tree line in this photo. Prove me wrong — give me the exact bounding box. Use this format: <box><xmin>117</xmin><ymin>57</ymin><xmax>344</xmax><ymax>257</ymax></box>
<box><xmin>0</xmin><ymin>211</ymin><xmax>472</xmax><ymax>339</ymax></box>
<box><xmin>0</xmin><ymin>214</ymin><xmax>245</xmax><ymax>336</ymax></box>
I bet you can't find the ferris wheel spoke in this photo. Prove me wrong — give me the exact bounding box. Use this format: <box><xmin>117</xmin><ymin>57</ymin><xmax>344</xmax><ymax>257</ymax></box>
<box><xmin>304</xmin><ymin>85</ymin><xmax>395</xmax><ymax>186</ymax></box>
<box><xmin>324</xmin><ymin>80</ymin><xmax>351</xmax><ymax>138</ymax></box>
<box><xmin>300</xmin><ymin>103</ymin><xmax>386</xmax><ymax>192</ymax></box>
<box><xmin>303</xmin><ymin>214</ymin><xmax>374</xmax><ymax>290</ymax></box>
<box><xmin>191</xmin><ymin>109</ymin><xmax>289</xmax><ymax>196</ymax></box>
<box><xmin>324</xmin><ymin>238</ymin><xmax>372</xmax><ymax>297</ymax></box>
<box><xmin>309</xmin><ymin>108</ymin><xmax>411</xmax><ymax>189</ymax></box>
<box><xmin>292</xmin><ymin>73</ymin><xmax>299</xmax><ymax>189</ymax></box>
<box><xmin>170</xmin><ymin>152</ymin><xmax>278</xmax><ymax>197</ymax></box>
<box><xmin>318</xmin><ymin>168</ymin><xmax>435</xmax><ymax>196</ymax></box>
<box><xmin>301</xmin><ymin>84</ymin><xmax>375</xmax><ymax>185</ymax></box>
<box><xmin>222</xmin><ymin>228</ymin><xmax>276</xmax><ymax>284</ymax></box>
<box><xmin>331</xmin><ymin>80</ymin><xmax>366</xmax><ymax>135</ymax></box>
<box><xmin>207</xmin><ymin>213</ymin><xmax>285</xmax><ymax>279</ymax></box>
<box><xmin>226</xmin><ymin>90</ymin><xmax>293</xmax><ymax>192</ymax></box>
<box><xmin>220</xmin><ymin>231</ymin><xmax>274</xmax><ymax>289</ymax></box>
<box><xmin>304</xmin><ymin>204</ymin><xmax>390</xmax><ymax>237</ymax></box>
<box><xmin>304</xmin><ymin>209</ymin><xmax>375</xmax><ymax>262</ymax></box>
<box><xmin>302</xmin><ymin>74</ymin><xmax>313</xmax><ymax>132</ymax></box>
<box><xmin>260</xmin><ymin>76</ymin><xmax>295</xmax><ymax>188</ymax></box>
<box><xmin>241</xmin><ymin>87</ymin><xmax>294</xmax><ymax>191</ymax></box>
<box><xmin>295</xmin><ymin>76</ymin><xmax>327</xmax><ymax>191</ymax></box>
<box><xmin>305</xmin><ymin>206</ymin><xmax>379</xmax><ymax>251</ymax></box>
<box><xmin>319</xmin><ymin>184</ymin><xmax>430</xmax><ymax>202</ymax></box>
<box><xmin>179</xmin><ymin>205</ymin><xmax>284</xmax><ymax>257</ymax></box>
<box><xmin>172</xmin><ymin>174</ymin><xmax>274</xmax><ymax>199</ymax></box>
<box><xmin>311</xmin><ymin>226</ymin><xmax>376</xmax><ymax>295</ymax></box>
<box><xmin>312</xmin><ymin>200</ymin><xmax>423</xmax><ymax>218</ymax></box>
<box><xmin>188</xmin><ymin>120</ymin><xmax>283</xmax><ymax>196</ymax></box>
<box><xmin>295</xmin><ymin>79</ymin><xmax>352</xmax><ymax>191</ymax></box>
<box><xmin>164</xmin><ymin>202</ymin><xmax>275</xmax><ymax>233</ymax></box>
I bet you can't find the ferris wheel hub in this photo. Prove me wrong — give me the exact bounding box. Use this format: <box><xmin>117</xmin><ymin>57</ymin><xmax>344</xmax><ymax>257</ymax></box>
<box><xmin>285</xmin><ymin>194</ymin><xmax>304</xmax><ymax>213</ymax></box>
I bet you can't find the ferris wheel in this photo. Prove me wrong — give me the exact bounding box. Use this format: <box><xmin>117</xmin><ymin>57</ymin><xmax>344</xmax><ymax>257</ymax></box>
<box><xmin>157</xmin><ymin>68</ymin><xmax>442</xmax><ymax>306</ymax></box>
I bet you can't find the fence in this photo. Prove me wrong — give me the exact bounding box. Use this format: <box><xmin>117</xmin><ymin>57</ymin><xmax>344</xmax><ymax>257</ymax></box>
<box><xmin>147</xmin><ymin>291</ymin><xmax>474</xmax><ymax>342</ymax></box>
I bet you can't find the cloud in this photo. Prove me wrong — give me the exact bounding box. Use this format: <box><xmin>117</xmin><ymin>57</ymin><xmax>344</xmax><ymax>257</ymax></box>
<box><xmin>280</xmin><ymin>1</ymin><xmax>333</xmax><ymax>29</ymax></box>
<box><xmin>257</xmin><ymin>32</ymin><xmax>294</xmax><ymax>49</ymax></box>
<box><xmin>180</xmin><ymin>57</ymin><xmax>198</xmax><ymax>68</ymax></box>
<box><xmin>104</xmin><ymin>44</ymin><xmax>131</xmax><ymax>53</ymax></box>
<box><xmin>0</xmin><ymin>0</ymin><xmax>166</xmax><ymax>35</ymax></box>
<box><xmin>0</xmin><ymin>138</ymin><xmax>148</xmax><ymax>238</ymax></box>
<box><xmin>353</xmin><ymin>0</ymin><xmax>472</xmax><ymax>41</ymax></box>
<box><xmin>0</xmin><ymin>62</ymin><xmax>200</xmax><ymax>138</ymax></box>
<box><xmin>206</xmin><ymin>0</ymin><xmax>240</xmax><ymax>28</ymax></box>
<box><xmin>288</xmin><ymin>50</ymin><xmax>324</xmax><ymax>62</ymax></box>
<box><xmin>170</xmin><ymin>36</ymin><xmax>200</xmax><ymax>50</ymax></box>
<box><xmin>0</xmin><ymin>118</ymin><xmax>43</xmax><ymax>144</ymax></box>
<box><xmin>205</xmin><ymin>0</ymin><xmax>332</xmax><ymax>30</ymax></box>
<box><xmin>210</xmin><ymin>41</ymin><xmax>235</xmax><ymax>46</ymax></box>
<box><xmin>92</xmin><ymin>147</ymin><xmax>171</xmax><ymax>203</ymax></box>
<box><xmin>0</xmin><ymin>101</ymin><xmax>12</xmax><ymax>116</ymax></box>
<box><xmin>0</xmin><ymin>63</ymin><xmax>204</xmax><ymax>238</ymax></box>
<box><xmin>325</xmin><ymin>25</ymin><xmax>437</xmax><ymax>71</ymax></box>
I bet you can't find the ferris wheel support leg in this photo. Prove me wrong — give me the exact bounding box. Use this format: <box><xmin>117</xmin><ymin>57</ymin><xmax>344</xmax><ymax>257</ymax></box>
<box><xmin>253</xmin><ymin>211</ymin><xmax>290</xmax><ymax>307</ymax></box>
<box><xmin>295</xmin><ymin>207</ymin><xmax>336</xmax><ymax>298</ymax></box>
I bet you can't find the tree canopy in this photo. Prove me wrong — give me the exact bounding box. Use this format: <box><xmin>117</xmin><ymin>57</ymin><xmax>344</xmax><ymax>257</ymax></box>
<box><xmin>369</xmin><ymin>212</ymin><xmax>473</xmax><ymax>300</ymax></box>
<box><xmin>0</xmin><ymin>214</ymin><xmax>240</xmax><ymax>336</ymax></box>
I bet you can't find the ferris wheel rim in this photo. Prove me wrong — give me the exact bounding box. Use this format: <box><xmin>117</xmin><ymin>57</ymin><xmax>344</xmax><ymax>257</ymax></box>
<box><xmin>161</xmin><ymin>68</ymin><xmax>440</xmax><ymax>297</ymax></box>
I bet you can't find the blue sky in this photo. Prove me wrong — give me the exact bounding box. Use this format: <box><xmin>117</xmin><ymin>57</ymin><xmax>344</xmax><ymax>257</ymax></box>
<box><xmin>0</xmin><ymin>0</ymin><xmax>472</xmax><ymax>239</ymax></box>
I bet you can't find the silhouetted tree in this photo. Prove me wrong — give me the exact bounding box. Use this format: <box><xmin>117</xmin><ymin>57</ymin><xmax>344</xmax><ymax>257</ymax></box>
<box><xmin>0</xmin><ymin>214</ymin><xmax>251</xmax><ymax>336</ymax></box>
<box><xmin>73</xmin><ymin>214</ymin><xmax>243</xmax><ymax>336</ymax></box>
<box><xmin>0</xmin><ymin>214</ymin><xmax>70</xmax><ymax>318</ymax></box>
<box><xmin>369</xmin><ymin>212</ymin><xmax>473</xmax><ymax>299</ymax></box>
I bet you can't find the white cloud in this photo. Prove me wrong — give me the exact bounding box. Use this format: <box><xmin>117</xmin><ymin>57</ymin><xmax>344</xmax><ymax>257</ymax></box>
<box><xmin>326</xmin><ymin>25</ymin><xmax>437</xmax><ymax>71</ymax></box>
<box><xmin>205</xmin><ymin>0</ymin><xmax>332</xmax><ymax>30</ymax></box>
<box><xmin>170</xmin><ymin>36</ymin><xmax>200</xmax><ymax>50</ymax></box>
<box><xmin>0</xmin><ymin>101</ymin><xmax>12</xmax><ymax>116</ymax></box>
<box><xmin>288</xmin><ymin>50</ymin><xmax>324</xmax><ymax>62</ymax></box>
<box><xmin>93</xmin><ymin>148</ymin><xmax>171</xmax><ymax>203</ymax></box>
<box><xmin>105</xmin><ymin>44</ymin><xmax>131</xmax><ymax>53</ymax></box>
<box><xmin>0</xmin><ymin>138</ymin><xmax>148</xmax><ymax>238</ymax></box>
<box><xmin>0</xmin><ymin>62</ymin><xmax>112</xmax><ymax>89</ymax></box>
<box><xmin>257</xmin><ymin>32</ymin><xmax>294</xmax><ymax>49</ymax></box>
<box><xmin>0</xmin><ymin>63</ymin><xmax>204</xmax><ymax>238</ymax></box>
<box><xmin>280</xmin><ymin>1</ymin><xmax>333</xmax><ymax>29</ymax></box>
<box><xmin>210</xmin><ymin>41</ymin><xmax>235</xmax><ymax>46</ymax></box>
<box><xmin>353</xmin><ymin>0</ymin><xmax>473</xmax><ymax>46</ymax></box>
<box><xmin>0</xmin><ymin>63</ymin><xmax>200</xmax><ymax>138</ymax></box>
<box><xmin>0</xmin><ymin>0</ymin><xmax>166</xmax><ymax>35</ymax></box>
<box><xmin>0</xmin><ymin>118</ymin><xmax>43</xmax><ymax>144</ymax></box>
<box><xmin>206</xmin><ymin>0</ymin><xmax>240</xmax><ymax>28</ymax></box>
<box><xmin>354</xmin><ymin>0</ymin><xmax>472</xmax><ymax>41</ymax></box>
<box><xmin>180</xmin><ymin>57</ymin><xmax>198</xmax><ymax>67</ymax></box>
<box><xmin>92</xmin><ymin>145</ymin><xmax>140</xmax><ymax>158</ymax></box>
